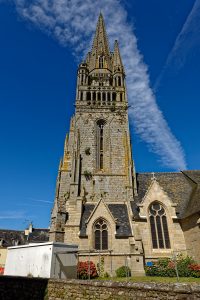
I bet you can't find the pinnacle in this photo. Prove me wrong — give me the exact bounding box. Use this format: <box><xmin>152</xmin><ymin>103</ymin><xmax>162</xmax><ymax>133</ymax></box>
<box><xmin>113</xmin><ymin>39</ymin><xmax>123</xmax><ymax>71</ymax></box>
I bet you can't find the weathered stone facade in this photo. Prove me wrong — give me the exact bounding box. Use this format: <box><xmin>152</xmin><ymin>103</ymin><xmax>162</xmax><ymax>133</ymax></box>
<box><xmin>50</xmin><ymin>14</ymin><xmax>200</xmax><ymax>275</ymax></box>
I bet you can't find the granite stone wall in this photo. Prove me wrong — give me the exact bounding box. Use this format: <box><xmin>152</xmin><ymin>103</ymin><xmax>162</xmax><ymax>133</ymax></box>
<box><xmin>1</xmin><ymin>276</ymin><xmax>200</xmax><ymax>300</ymax></box>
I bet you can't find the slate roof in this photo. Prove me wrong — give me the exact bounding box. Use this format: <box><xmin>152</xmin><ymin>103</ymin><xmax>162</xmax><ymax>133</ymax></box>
<box><xmin>79</xmin><ymin>203</ymin><xmax>132</xmax><ymax>238</ymax></box>
<box><xmin>0</xmin><ymin>228</ymin><xmax>49</xmax><ymax>248</ymax></box>
<box><xmin>131</xmin><ymin>171</ymin><xmax>200</xmax><ymax>219</ymax></box>
<box><xmin>108</xmin><ymin>204</ymin><xmax>132</xmax><ymax>237</ymax></box>
<box><xmin>27</xmin><ymin>228</ymin><xmax>49</xmax><ymax>243</ymax></box>
<box><xmin>181</xmin><ymin>171</ymin><xmax>200</xmax><ymax>218</ymax></box>
<box><xmin>0</xmin><ymin>229</ymin><xmax>26</xmax><ymax>247</ymax></box>
<box><xmin>80</xmin><ymin>204</ymin><xmax>95</xmax><ymax>237</ymax></box>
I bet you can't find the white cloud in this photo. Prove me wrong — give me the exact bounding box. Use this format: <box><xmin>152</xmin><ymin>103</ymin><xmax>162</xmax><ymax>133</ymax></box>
<box><xmin>11</xmin><ymin>0</ymin><xmax>186</xmax><ymax>170</ymax></box>
<box><xmin>0</xmin><ymin>210</ymin><xmax>25</xmax><ymax>220</ymax></box>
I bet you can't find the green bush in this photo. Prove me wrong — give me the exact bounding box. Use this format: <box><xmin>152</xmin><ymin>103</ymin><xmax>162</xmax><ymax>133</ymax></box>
<box><xmin>145</xmin><ymin>255</ymin><xmax>196</xmax><ymax>278</ymax></box>
<box><xmin>176</xmin><ymin>255</ymin><xmax>194</xmax><ymax>277</ymax></box>
<box><xmin>116</xmin><ymin>266</ymin><xmax>131</xmax><ymax>277</ymax></box>
<box><xmin>189</xmin><ymin>264</ymin><xmax>200</xmax><ymax>278</ymax></box>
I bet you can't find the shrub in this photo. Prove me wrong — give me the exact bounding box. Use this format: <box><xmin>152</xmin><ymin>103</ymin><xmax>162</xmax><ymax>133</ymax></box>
<box><xmin>77</xmin><ymin>261</ymin><xmax>98</xmax><ymax>279</ymax></box>
<box><xmin>145</xmin><ymin>255</ymin><xmax>196</xmax><ymax>278</ymax></box>
<box><xmin>103</xmin><ymin>272</ymin><xmax>110</xmax><ymax>278</ymax></box>
<box><xmin>176</xmin><ymin>255</ymin><xmax>194</xmax><ymax>277</ymax></box>
<box><xmin>85</xmin><ymin>147</ymin><xmax>91</xmax><ymax>155</ymax></box>
<box><xmin>116</xmin><ymin>266</ymin><xmax>131</xmax><ymax>277</ymax></box>
<box><xmin>189</xmin><ymin>264</ymin><xmax>200</xmax><ymax>278</ymax></box>
<box><xmin>83</xmin><ymin>170</ymin><xmax>92</xmax><ymax>181</ymax></box>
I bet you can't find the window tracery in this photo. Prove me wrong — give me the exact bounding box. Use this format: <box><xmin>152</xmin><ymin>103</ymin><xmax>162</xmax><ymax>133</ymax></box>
<box><xmin>94</xmin><ymin>218</ymin><xmax>108</xmax><ymax>250</ymax></box>
<box><xmin>149</xmin><ymin>202</ymin><xmax>170</xmax><ymax>249</ymax></box>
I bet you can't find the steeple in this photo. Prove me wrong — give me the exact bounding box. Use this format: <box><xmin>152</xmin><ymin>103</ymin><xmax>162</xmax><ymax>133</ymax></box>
<box><xmin>87</xmin><ymin>13</ymin><xmax>112</xmax><ymax>71</ymax></box>
<box><xmin>92</xmin><ymin>13</ymin><xmax>110</xmax><ymax>57</ymax></box>
<box><xmin>113</xmin><ymin>40</ymin><xmax>124</xmax><ymax>73</ymax></box>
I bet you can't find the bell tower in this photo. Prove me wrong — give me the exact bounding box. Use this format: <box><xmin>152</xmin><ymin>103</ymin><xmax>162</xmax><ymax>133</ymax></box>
<box><xmin>49</xmin><ymin>13</ymin><xmax>139</xmax><ymax>265</ymax></box>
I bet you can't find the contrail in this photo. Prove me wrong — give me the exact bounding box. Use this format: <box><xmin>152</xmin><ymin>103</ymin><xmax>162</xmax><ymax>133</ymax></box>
<box><xmin>8</xmin><ymin>0</ymin><xmax>186</xmax><ymax>170</ymax></box>
<box><xmin>154</xmin><ymin>0</ymin><xmax>200</xmax><ymax>90</ymax></box>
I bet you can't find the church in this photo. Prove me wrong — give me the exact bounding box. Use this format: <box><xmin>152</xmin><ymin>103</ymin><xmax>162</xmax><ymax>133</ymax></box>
<box><xmin>49</xmin><ymin>14</ymin><xmax>200</xmax><ymax>276</ymax></box>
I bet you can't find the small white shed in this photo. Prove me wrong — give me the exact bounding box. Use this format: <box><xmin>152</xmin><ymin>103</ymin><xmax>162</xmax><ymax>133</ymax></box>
<box><xmin>4</xmin><ymin>242</ymin><xmax>78</xmax><ymax>279</ymax></box>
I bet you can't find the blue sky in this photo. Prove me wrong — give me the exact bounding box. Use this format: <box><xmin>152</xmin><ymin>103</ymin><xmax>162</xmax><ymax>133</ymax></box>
<box><xmin>0</xmin><ymin>0</ymin><xmax>199</xmax><ymax>230</ymax></box>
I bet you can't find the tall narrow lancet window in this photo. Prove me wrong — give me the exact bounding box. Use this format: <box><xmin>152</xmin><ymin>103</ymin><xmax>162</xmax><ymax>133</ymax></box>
<box><xmin>94</xmin><ymin>218</ymin><xmax>108</xmax><ymax>250</ymax></box>
<box><xmin>87</xmin><ymin>92</ymin><xmax>91</xmax><ymax>101</ymax></box>
<box><xmin>99</xmin><ymin>56</ymin><xmax>104</xmax><ymax>68</ymax></box>
<box><xmin>96</xmin><ymin>119</ymin><xmax>106</xmax><ymax>170</ymax></box>
<box><xmin>80</xmin><ymin>92</ymin><xmax>83</xmax><ymax>101</ymax></box>
<box><xmin>102</xmin><ymin>92</ymin><xmax>106</xmax><ymax>102</ymax></box>
<box><xmin>118</xmin><ymin>76</ymin><xmax>121</xmax><ymax>87</ymax></box>
<box><xmin>98</xmin><ymin>92</ymin><xmax>101</xmax><ymax>101</ymax></box>
<box><xmin>149</xmin><ymin>202</ymin><xmax>171</xmax><ymax>249</ymax></box>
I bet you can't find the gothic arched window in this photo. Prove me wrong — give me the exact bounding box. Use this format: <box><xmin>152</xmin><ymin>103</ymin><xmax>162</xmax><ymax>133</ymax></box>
<box><xmin>99</xmin><ymin>56</ymin><xmax>104</xmax><ymax>68</ymax></box>
<box><xmin>96</xmin><ymin>119</ymin><xmax>106</xmax><ymax>170</ymax></box>
<box><xmin>149</xmin><ymin>202</ymin><xmax>171</xmax><ymax>249</ymax></box>
<box><xmin>94</xmin><ymin>218</ymin><xmax>108</xmax><ymax>250</ymax></box>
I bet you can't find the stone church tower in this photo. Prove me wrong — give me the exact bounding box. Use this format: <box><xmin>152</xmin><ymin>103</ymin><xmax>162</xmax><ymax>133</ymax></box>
<box><xmin>50</xmin><ymin>14</ymin><xmax>145</xmax><ymax>275</ymax></box>
<box><xmin>50</xmin><ymin>14</ymin><xmax>200</xmax><ymax>275</ymax></box>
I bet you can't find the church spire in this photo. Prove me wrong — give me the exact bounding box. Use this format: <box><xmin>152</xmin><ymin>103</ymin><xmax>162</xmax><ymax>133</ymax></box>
<box><xmin>88</xmin><ymin>13</ymin><xmax>112</xmax><ymax>71</ymax></box>
<box><xmin>91</xmin><ymin>13</ymin><xmax>110</xmax><ymax>56</ymax></box>
<box><xmin>113</xmin><ymin>40</ymin><xmax>124</xmax><ymax>73</ymax></box>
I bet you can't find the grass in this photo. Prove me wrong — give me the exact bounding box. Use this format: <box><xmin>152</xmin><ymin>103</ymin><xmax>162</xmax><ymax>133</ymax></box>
<box><xmin>99</xmin><ymin>276</ymin><xmax>200</xmax><ymax>284</ymax></box>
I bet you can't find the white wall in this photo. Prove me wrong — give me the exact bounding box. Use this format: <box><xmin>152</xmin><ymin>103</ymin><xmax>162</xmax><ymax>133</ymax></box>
<box><xmin>5</xmin><ymin>243</ymin><xmax>53</xmax><ymax>278</ymax></box>
<box><xmin>5</xmin><ymin>242</ymin><xmax>78</xmax><ymax>279</ymax></box>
